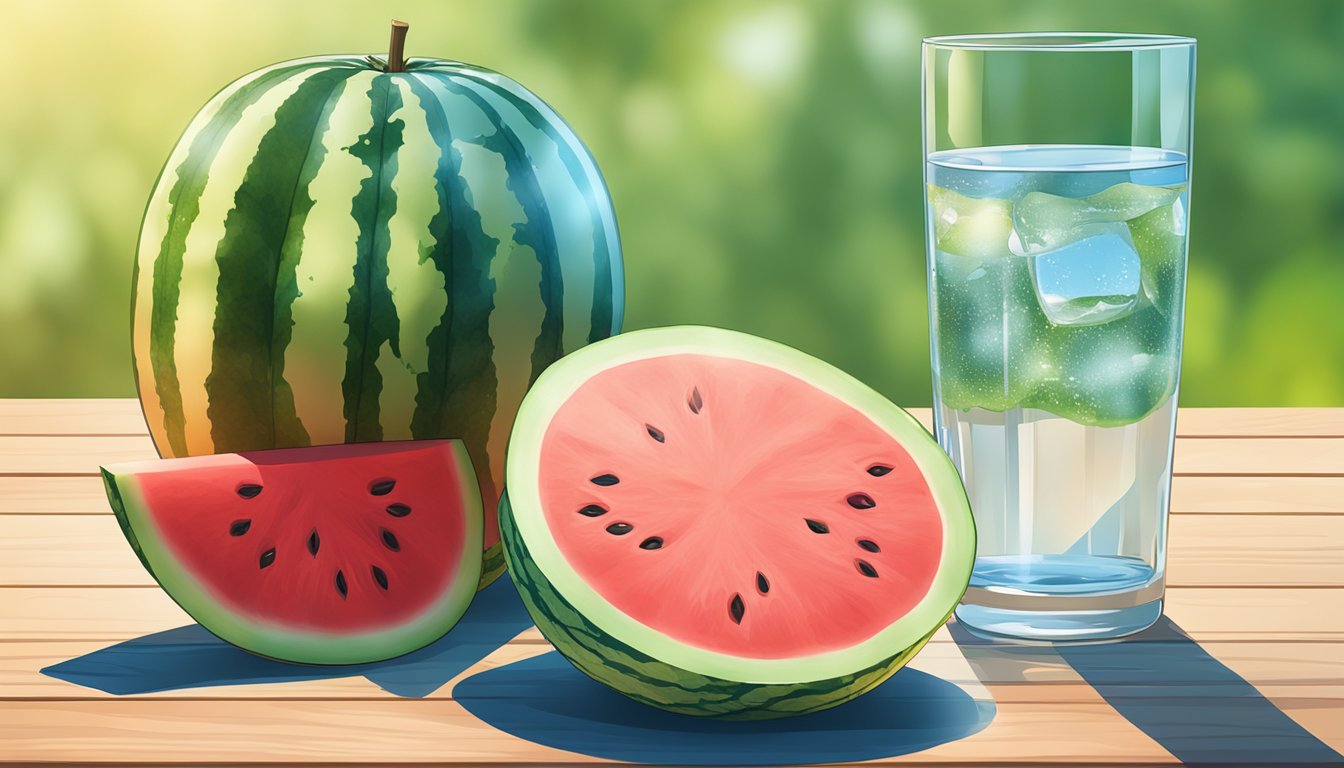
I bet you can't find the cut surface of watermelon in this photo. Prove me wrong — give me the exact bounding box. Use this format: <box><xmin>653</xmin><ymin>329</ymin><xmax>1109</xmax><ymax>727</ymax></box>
<box><xmin>503</xmin><ymin>326</ymin><xmax>975</xmax><ymax>718</ymax></box>
<box><xmin>102</xmin><ymin>440</ymin><xmax>482</xmax><ymax>665</ymax></box>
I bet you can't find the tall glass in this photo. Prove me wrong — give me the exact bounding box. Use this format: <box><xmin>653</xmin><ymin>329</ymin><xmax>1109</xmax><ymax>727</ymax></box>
<box><xmin>922</xmin><ymin>34</ymin><xmax>1195</xmax><ymax>640</ymax></box>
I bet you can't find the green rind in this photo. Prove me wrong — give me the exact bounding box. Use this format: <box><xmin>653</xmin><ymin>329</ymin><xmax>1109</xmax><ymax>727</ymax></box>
<box><xmin>206</xmin><ymin>67</ymin><xmax>355</xmax><ymax>452</ymax></box>
<box><xmin>404</xmin><ymin>74</ymin><xmax>503</xmax><ymax>533</ymax></box>
<box><xmin>500</xmin><ymin>325</ymin><xmax>976</xmax><ymax>718</ymax></box>
<box><xmin>341</xmin><ymin>74</ymin><xmax>405</xmax><ymax>444</ymax></box>
<box><xmin>478</xmin><ymin>541</ymin><xmax>506</xmax><ymax>589</ymax></box>
<box><xmin>146</xmin><ymin>61</ymin><xmax>331</xmax><ymax>457</ymax></box>
<box><xmin>501</xmin><ymin>493</ymin><xmax>933</xmax><ymax>720</ymax></box>
<box><xmin>101</xmin><ymin>441</ymin><xmax>484</xmax><ymax>665</ymax></box>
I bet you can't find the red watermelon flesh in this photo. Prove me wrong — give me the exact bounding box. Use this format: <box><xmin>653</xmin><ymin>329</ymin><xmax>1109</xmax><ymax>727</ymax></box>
<box><xmin>102</xmin><ymin>440</ymin><xmax>482</xmax><ymax>664</ymax></box>
<box><xmin>538</xmin><ymin>354</ymin><xmax>945</xmax><ymax>659</ymax></box>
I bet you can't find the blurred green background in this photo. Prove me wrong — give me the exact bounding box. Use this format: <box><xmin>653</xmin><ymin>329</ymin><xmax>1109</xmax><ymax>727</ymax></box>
<box><xmin>0</xmin><ymin>0</ymin><xmax>1340</xmax><ymax>403</ymax></box>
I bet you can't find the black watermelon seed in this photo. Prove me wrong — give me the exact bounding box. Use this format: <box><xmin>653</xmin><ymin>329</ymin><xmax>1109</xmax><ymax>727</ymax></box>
<box><xmin>386</xmin><ymin>503</ymin><xmax>411</xmax><ymax>518</ymax></box>
<box><xmin>590</xmin><ymin>473</ymin><xmax>620</xmax><ymax>487</ymax></box>
<box><xmin>857</xmin><ymin>538</ymin><xmax>881</xmax><ymax>553</ymax></box>
<box><xmin>847</xmin><ymin>493</ymin><xmax>876</xmax><ymax>510</ymax></box>
<box><xmin>381</xmin><ymin>529</ymin><xmax>400</xmax><ymax>552</ymax></box>
<box><xmin>729</xmin><ymin>593</ymin><xmax>745</xmax><ymax>624</ymax></box>
<box><xmin>689</xmin><ymin>387</ymin><xmax>704</xmax><ymax>414</ymax></box>
<box><xmin>229</xmin><ymin>519</ymin><xmax>251</xmax><ymax>537</ymax></box>
<box><xmin>371</xmin><ymin>565</ymin><xmax>389</xmax><ymax>590</ymax></box>
<box><xmin>307</xmin><ymin>529</ymin><xmax>320</xmax><ymax>557</ymax></box>
<box><xmin>259</xmin><ymin>548</ymin><xmax>276</xmax><ymax>569</ymax></box>
<box><xmin>805</xmin><ymin>518</ymin><xmax>830</xmax><ymax>534</ymax></box>
<box><xmin>370</xmin><ymin>479</ymin><xmax>396</xmax><ymax>496</ymax></box>
<box><xmin>237</xmin><ymin>484</ymin><xmax>263</xmax><ymax>499</ymax></box>
<box><xmin>646</xmin><ymin>424</ymin><xmax>666</xmax><ymax>443</ymax></box>
<box><xmin>578</xmin><ymin>504</ymin><xmax>608</xmax><ymax>517</ymax></box>
<box><xmin>639</xmin><ymin>536</ymin><xmax>664</xmax><ymax>550</ymax></box>
<box><xmin>335</xmin><ymin>570</ymin><xmax>348</xmax><ymax>598</ymax></box>
<box><xmin>606</xmin><ymin>522</ymin><xmax>633</xmax><ymax>536</ymax></box>
<box><xmin>855</xmin><ymin>559</ymin><xmax>879</xmax><ymax>578</ymax></box>
<box><xmin>866</xmin><ymin>465</ymin><xmax>894</xmax><ymax>477</ymax></box>
<box><xmin>756</xmin><ymin>572</ymin><xmax>770</xmax><ymax>594</ymax></box>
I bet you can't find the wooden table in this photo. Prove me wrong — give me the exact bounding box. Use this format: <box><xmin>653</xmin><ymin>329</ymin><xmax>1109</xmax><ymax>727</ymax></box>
<box><xmin>1</xmin><ymin>400</ymin><xmax>1341</xmax><ymax>766</ymax></box>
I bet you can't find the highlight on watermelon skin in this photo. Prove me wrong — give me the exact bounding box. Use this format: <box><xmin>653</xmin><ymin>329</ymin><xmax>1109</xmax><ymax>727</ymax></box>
<box><xmin>101</xmin><ymin>440</ymin><xmax>484</xmax><ymax>665</ymax></box>
<box><xmin>127</xmin><ymin>19</ymin><xmax>625</xmax><ymax>593</ymax></box>
<box><xmin>500</xmin><ymin>325</ymin><xmax>976</xmax><ymax>719</ymax></box>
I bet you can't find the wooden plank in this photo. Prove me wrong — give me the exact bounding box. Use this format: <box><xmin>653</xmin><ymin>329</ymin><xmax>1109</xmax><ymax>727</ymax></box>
<box><xmin>0</xmin><ymin>699</ymin><xmax>1185</xmax><ymax>765</ymax></box>
<box><xmin>7</xmin><ymin>474</ymin><xmax>1341</xmax><ymax>516</ymax></box>
<box><xmin>0</xmin><ymin>476</ymin><xmax>112</xmax><ymax>514</ymax></box>
<box><xmin>1175</xmin><ymin>408</ymin><xmax>1344</xmax><ymax>437</ymax></box>
<box><xmin>0</xmin><ymin>642</ymin><xmax>538</xmax><ymax>700</ymax></box>
<box><xmin>0</xmin><ymin>515</ymin><xmax>148</xmax><ymax>586</ymax></box>
<box><xmin>1173</xmin><ymin>437</ymin><xmax>1344</xmax><ymax>475</ymax></box>
<box><xmin>5</xmin><ymin>513</ymin><xmax>1338</xmax><ymax>588</ymax></box>
<box><xmin>0</xmin><ymin>399</ymin><xmax>148</xmax><ymax>436</ymax></box>
<box><xmin>1170</xmin><ymin>476</ymin><xmax>1344</xmax><ymax>514</ymax></box>
<box><xmin>4</xmin><ymin>586</ymin><xmax>1342</xmax><ymax>643</ymax></box>
<box><xmin>1165</xmin><ymin>515</ymin><xmax>1344</xmax><ymax>587</ymax></box>
<box><xmin>0</xmin><ymin>435</ymin><xmax>156</xmax><ymax>476</ymax></box>
<box><xmin>6</xmin><ymin>639</ymin><xmax>1339</xmax><ymax>700</ymax></box>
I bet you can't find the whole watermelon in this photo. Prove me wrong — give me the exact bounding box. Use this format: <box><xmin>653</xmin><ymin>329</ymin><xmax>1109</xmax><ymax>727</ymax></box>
<box><xmin>131</xmin><ymin>44</ymin><xmax>623</xmax><ymax>587</ymax></box>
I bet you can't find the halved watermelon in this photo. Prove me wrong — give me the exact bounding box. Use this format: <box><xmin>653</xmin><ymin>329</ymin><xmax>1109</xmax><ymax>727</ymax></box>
<box><xmin>501</xmin><ymin>326</ymin><xmax>976</xmax><ymax>719</ymax></box>
<box><xmin>102</xmin><ymin>440</ymin><xmax>482</xmax><ymax>665</ymax></box>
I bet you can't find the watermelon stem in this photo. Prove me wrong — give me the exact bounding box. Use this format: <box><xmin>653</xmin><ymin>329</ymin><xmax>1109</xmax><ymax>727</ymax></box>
<box><xmin>386</xmin><ymin>19</ymin><xmax>409</xmax><ymax>73</ymax></box>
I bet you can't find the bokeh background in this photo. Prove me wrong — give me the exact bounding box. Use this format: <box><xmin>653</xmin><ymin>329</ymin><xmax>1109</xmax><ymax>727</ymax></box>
<box><xmin>1</xmin><ymin>0</ymin><xmax>1340</xmax><ymax>403</ymax></box>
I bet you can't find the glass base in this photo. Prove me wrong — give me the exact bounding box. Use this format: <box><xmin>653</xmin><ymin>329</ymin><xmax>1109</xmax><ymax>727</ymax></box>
<box><xmin>955</xmin><ymin>598</ymin><xmax>1163</xmax><ymax>642</ymax></box>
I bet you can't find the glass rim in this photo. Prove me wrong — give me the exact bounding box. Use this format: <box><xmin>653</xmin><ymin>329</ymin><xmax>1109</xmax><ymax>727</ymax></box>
<box><xmin>923</xmin><ymin>32</ymin><xmax>1196</xmax><ymax>51</ymax></box>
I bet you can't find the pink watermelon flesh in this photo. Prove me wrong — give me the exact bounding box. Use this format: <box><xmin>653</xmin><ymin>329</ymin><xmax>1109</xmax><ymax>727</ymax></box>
<box><xmin>105</xmin><ymin>440</ymin><xmax>483</xmax><ymax>663</ymax></box>
<box><xmin>538</xmin><ymin>354</ymin><xmax>944</xmax><ymax>659</ymax></box>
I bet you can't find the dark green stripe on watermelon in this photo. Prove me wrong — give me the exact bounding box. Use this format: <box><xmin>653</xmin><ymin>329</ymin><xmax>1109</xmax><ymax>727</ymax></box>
<box><xmin>205</xmin><ymin>68</ymin><xmax>357</xmax><ymax>452</ymax></box>
<box><xmin>147</xmin><ymin>62</ymin><xmax>327</xmax><ymax>457</ymax></box>
<box><xmin>404</xmin><ymin>76</ymin><xmax>502</xmax><ymax>510</ymax></box>
<box><xmin>342</xmin><ymin>75</ymin><xmax>406</xmax><ymax>443</ymax></box>
<box><xmin>451</xmin><ymin>71</ymin><xmax>617</xmax><ymax>343</ymax></box>
<box><xmin>439</xmin><ymin>78</ymin><xmax>565</xmax><ymax>386</ymax></box>
<box><xmin>498</xmin><ymin>493</ymin><xmax>922</xmax><ymax>719</ymax></box>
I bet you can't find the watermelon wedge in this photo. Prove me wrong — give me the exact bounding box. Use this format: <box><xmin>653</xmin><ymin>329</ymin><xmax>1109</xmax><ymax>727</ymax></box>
<box><xmin>501</xmin><ymin>326</ymin><xmax>976</xmax><ymax>719</ymax></box>
<box><xmin>102</xmin><ymin>440</ymin><xmax>482</xmax><ymax>665</ymax></box>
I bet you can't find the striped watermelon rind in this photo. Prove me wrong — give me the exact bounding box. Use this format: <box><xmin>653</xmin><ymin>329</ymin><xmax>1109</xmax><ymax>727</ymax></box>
<box><xmin>500</xmin><ymin>327</ymin><xmax>976</xmax><ymax>719</ymax></box>
<box><xmin>131</xmin><ymin>54</ymin><xmax>623</xmax><ymax>590</ymax></box>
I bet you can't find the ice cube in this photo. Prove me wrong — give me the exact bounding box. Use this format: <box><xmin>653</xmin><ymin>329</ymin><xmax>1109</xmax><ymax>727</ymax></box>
<box><xmin>927</xmin><ymin>185</ymin><xmax>1013</xmax><ymax>261</ymax></box>
<box><xmin>1027</xmin><ymin>224</ymin><xmax>1142</xmax><ymax>326</ymax></box>
<box><xmin>1012</xmin><ymin>183</ymin><xmax>1182</xmax><ymax>254</ymax></box>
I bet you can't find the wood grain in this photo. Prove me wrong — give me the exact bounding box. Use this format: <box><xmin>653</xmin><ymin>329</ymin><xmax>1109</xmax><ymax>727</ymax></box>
<box><xmin>0</xmin><ymin>698</ymin><xmax>1186</xmax><ymax>765</ymax></box>
<box><xmin>1169</xmin><ymin>475</ymin><xmax>1344</xmax><ymax>514</ymax></box>
<box><xmin>1172</xmin><ymin>437</ymin><xmax>1344</xmax><ymax>475</ymax></box>
<box><xmin>5</xmin><ymin>640</ymin><xmax>1338</xmax><ymax>700</ymax></box>
<box><xmin>0</xmin><ymin>435</ymin><xmax>156</xmax><ymax>476</ymax></box>
<box><xmin>0</xmin><ymin>399</ymin><xmax>149</xmax><ymax>436</ymax></box>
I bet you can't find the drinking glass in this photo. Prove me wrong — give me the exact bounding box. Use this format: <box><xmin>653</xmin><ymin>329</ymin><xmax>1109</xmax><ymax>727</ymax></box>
<box><xmin>922</xmin><ymin>33</ymin><xmax>1195</xmax><ymax>640</ymax></box>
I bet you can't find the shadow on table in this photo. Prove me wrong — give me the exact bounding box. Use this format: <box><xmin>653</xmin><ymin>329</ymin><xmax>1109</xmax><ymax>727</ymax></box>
<box><xmin>41</xmin><ymin>577</ymin><xmax>533</xmax><ymax>699</ymax></box>
<box><xmin>453</xmin><ymin>650</ymin><xmax>996</xmax><ymax>766</ymax></box>
<box><xmin>949</xmin><ymin>617</ymin><xmax>1344</xmax><ymax>767</ymax></box>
